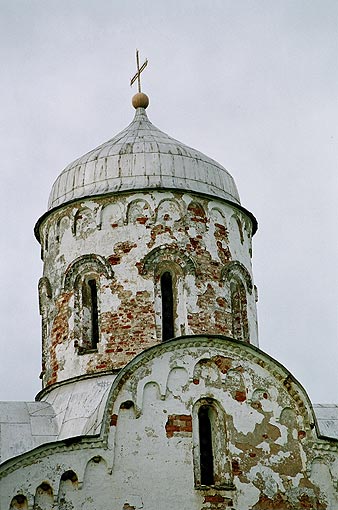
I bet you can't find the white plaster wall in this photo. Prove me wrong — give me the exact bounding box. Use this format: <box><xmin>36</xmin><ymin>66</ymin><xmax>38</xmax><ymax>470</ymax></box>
<box><xmin>2</xmin><ymin>338</ymin><xmax>337</xmax><ymax>510</ymax></box>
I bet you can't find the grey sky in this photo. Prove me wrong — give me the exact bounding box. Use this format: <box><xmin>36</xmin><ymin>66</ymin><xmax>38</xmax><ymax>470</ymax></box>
<box><xmin>0</xmin><ymin>0</ymin><xmax>337</xmax><ymax>402</ymax></box>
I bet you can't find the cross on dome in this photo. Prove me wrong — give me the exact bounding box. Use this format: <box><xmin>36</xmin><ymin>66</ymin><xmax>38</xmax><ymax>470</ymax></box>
<box><xmin>130</xmin><ymin>49</ymin><xmax>149</xmax><ymax>109</ymax></box>
<box><xmin>130</xmin><ymin>49</ymin><xmax>148</xmax><ymax>93</ymax></box>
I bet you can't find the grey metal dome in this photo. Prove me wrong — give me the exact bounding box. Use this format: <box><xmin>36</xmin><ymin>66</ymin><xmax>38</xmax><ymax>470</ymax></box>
<box><xmin>48</xmin><ymin>107</ymin><xmax>241</xmax><ymax>211</ymax></box>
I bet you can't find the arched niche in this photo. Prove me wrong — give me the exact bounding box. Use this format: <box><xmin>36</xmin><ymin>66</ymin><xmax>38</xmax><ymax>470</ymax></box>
<box><xmin>33</xmin><ymin>482</ymin><xmax>54</xmax><ymax>510</ymax></box>
<box><xmin>9</xmin><ymin>495</ymin><xmax>28</xmax><ymax>510</ymax></box>
<box><xmin>55</xmin><ymin>215</ymin><xmax>70</xmax><ymax>243</ymax></box>
<box><xmin>193</xmin><ymin>358</ymin><xmax>222</xmax><ymax>386</ymax></box>
<box><xmin>72</xmin><ymin>207</ymin><xmax>96</xmax><ymax>238</ymax></box>
<box><xmin>166</xmin><ymin>367</ymin><xmax>189</xmax><ymax>395</ymax></box>
<box><xmin>187</xmin><ymin>201</ymin><xmax>207</xmax><ymax>233</ymax></box>
<box><xmin>210</xmin><ymin>207</ymin><xmax>228</xmax><ymax>240</ymax></box>
<box><xmin>57</xmin><ymin>470</ymin><xmax>78</xmax><ymax>509</ymax></box>
<box><xmin>126</xmin><ymin>198</ymin><xmax>152</xmax><ymax>225</ymax></box>
<box><xmin>155</xmin><ymin>198</ymin><xmax>182</xmax><ymax>224</ymax></box>
<box><xmin>82</xmin><ymin>456</ymin><xmax>109</xmax><ymax>496</ymax></box>
<box><xmin>141</xmin><ymin>381</ymin><xmax>162</xmax><ymax>412</ymax></box>
<box><xmin>100</xmin><ymin>202</ymin><xmax>124</xmax><ymax>228</ymax></box>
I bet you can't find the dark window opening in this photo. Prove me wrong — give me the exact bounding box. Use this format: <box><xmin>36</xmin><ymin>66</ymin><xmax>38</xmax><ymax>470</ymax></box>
<box><xmin>161</xmin><ymin>271</ymin><xmax>174</xmax><ymax>341</ymax></box>
<box><xmin>82</xmin><ymin>278</ymin><xmax>99</xmax><ymax>349</ymax></box>
<box><xmin>88</xmin><ymin>279</ymin><xmax>99</xmax><ymax>349</ymax></box>
<box><xmin>231</xmin><ymin>280</ymin><xmax>248</xmax><ymax>342</ymax></box>
<box><xmin>198</xmin><ymin>405</ymin><xmax>214</xmax><ymax>485</ymax></box>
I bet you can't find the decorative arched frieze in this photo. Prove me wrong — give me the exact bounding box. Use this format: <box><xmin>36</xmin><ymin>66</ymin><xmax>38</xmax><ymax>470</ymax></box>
<box><xmin>187</xmin><ymin>201</ymin><xmax>207</xmax><ymax>222</ymax></box>
<box><xmin>63</xmin><ymin>254</ymin><xmax>114</xmax><ymax>291</ymax></box>
<box><xmin>231</xmin><ymin>213</ymin><xmax>244</xmax><ymax>244</ymax></box>
<box><xmin>100</xmin><ymin>202</ymin><xmax>124</xmax><ymax>229</ymax></box>
<box><xmin>126</xmin><ymin>198</ymin><xmax>152</xmax><ymax>225</ymax></box>
<box><xmin>72</xmin><ymin>207</ymin><xmax>96</xmax><ymax>238</ymax></box>
<box><xmin>155</xmin><ymin>198</ymin><xmax>182</xmax><ymax>224</ymax></box>
<box><xmin>55</xmin><ymin>215</ymin><xmax>70</xmax><ymax>243</ymax></box>
<box><xmin>221</xmin><ymin>261</ymin><xmax>253</xmax><ymax>294</ymax></box>
<box><xmin>193</xmin><ymin>358</ymin><xmax>222</xmax><ymax>386</ymax></box>
<box><xmin>210</xmin><ymin>207</ymin><xmax>228</xmax><ymax>239</ymax></box>
<box><xmin>139</xmin><ymin>245</ymin><xmax>196</xmax><ymax>276</ymax></box>
<box><xmin>166</xmin><ymin>367</ymin><xmax>189</xmax><ymax>395</ymax></box>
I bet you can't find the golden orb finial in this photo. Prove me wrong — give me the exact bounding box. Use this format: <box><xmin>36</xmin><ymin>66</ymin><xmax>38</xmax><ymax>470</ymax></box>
<box><xmin>132</xmin><ymin>92</ymin><xmax>149</xmax><ymax>109</ymax></box>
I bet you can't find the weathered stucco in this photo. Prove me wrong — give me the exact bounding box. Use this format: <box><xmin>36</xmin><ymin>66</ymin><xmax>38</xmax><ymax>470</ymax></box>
<box><xmin>38</xmin><ymin>190</ymin><xmax>258</xmax><ymax>387</ymax></box>
<box><xmin>1</xmin><ymin>338</ymin><xmax>338</xmax><ymax>509</ymax></box>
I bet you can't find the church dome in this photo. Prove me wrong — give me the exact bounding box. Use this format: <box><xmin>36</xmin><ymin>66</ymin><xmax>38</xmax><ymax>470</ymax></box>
<box><xmin>48</xmin><ymin>107</ymin><xmax>241</xmax><ymax>211</ymax></box>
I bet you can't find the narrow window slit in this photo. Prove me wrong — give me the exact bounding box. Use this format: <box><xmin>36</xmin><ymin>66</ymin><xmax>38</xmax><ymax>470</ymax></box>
<box><xmin>161</xmin><ymin>271</ymin><xmax>174</xmax><ymax>341</ymax></box>
<box><xmin>198</xmin><ymin>405</ymin><xmax>214</xmax><ymax>485</ymax></box>
<box><xmin>88</xmin><ymin>279</ymin><xmax>99</xmax><ymax>349</ymax></box>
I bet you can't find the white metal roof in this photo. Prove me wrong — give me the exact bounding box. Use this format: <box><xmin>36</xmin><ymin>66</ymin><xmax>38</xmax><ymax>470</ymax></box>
<box><xmin>48</xmin><ymin>107</ymin><xmax>241</xmax><ymax>210</ymax></box>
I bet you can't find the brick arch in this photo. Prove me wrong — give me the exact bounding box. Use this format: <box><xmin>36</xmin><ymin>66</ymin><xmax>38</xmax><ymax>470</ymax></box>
<box><xmin>63</xmin><ymin>254</ymin><xmax>114</xmax><ymax>291</ymax></box>
<box><xmin>221</xmin><ymin>261</ymin><xmax>253</xmax><ymax>294</ymax></box>
<box><xmin>139</xmin><ymin>245</ymin><xmax>196</xmax><ymax>276</ymax></box>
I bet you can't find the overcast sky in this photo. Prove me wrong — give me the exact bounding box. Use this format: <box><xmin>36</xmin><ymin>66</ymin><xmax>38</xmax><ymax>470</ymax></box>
<box><xmin>0</xmin><ymin>1</ymin><xmax>337</xmax><ymax>403</ymax></box>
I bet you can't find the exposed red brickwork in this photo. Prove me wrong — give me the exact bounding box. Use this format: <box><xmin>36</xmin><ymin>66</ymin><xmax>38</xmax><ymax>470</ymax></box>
<box><xmin>231</xmin><ymin>459</ymin><xmax>242</xmax><ymax>476</ymax></box>
<box><xmin>110</xmin><ymin>414</ymin><xmax>118</xmax><ymax>426</ymax></box>
<box><xmin>204</xmin><ymin>495</ymin><xmax>225</xmax><ymax>503</ymax></box>
<box><xmin>41</xmin><ymin>192</ymin><xmax>256</xmax><ymax>386</ymax></box>
<box><xmin>47</xmin><ymin>292</ymin><xmax>72</xmax><ymax>386</ymax></box>
<box><xmin>212</xmin><ymin>355</ymin><xmax>233</xmax><ymax>374</ymax></box>
<box><xmin>165</xmin><ymin>415</ymin><xmax>192</xmax><ymax>438</ymax></box>
<box><xmin>235</xmin><ymin>390</ymin><xmax>246</xmax><ymax>402</ymax></box>
<box><xmin>252</xmin><ymin>492</ymin><xmax>327</xmax><ymax>509</ymax></box>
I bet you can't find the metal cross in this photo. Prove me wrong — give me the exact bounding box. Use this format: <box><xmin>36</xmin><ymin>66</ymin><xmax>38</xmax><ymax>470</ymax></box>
<box><xmin>130</xmin><ymin>49</ymin><xmax>148</xmax><ymax>93</ymax></box>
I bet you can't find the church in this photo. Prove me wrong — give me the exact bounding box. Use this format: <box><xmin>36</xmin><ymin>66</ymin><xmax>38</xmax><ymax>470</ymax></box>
<box><xmin>1</xmin><ymin>80</ymin><xmax>338</xmax><ymax>509</ymax></box>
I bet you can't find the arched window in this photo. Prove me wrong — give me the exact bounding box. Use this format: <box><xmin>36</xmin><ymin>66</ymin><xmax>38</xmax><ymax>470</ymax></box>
<box><xmin>230</xmin><ymin>279</ymin><xmax>248</xmax><ymax>342</ymax></box>
<box><xmin>63</xmin><ymin>254</ymin><xmax>114</xmax><ymax>353</ymax></box>
<box><xmin>198</xmin><ymin>405</ymin><xmax>214</xmax><ymax>485</ymax></box>
<box><xmin>82</xmin><ymin>277</ymin><xmax>99</xmax><ymax>349</ymax></box>
<box><xmin>161</xmin><ymin>271</ymin><xmax>174</xmax><ymax>341</ymax></box>
<box><xmin>193</xmin><ymin>399</ymin><xmax>232</xmax><ymax>488</ymax></box>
